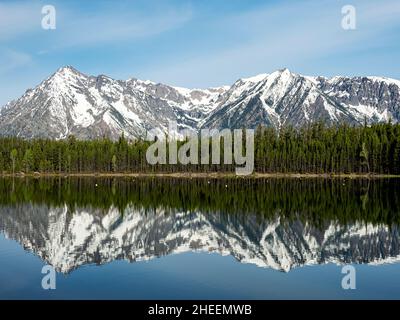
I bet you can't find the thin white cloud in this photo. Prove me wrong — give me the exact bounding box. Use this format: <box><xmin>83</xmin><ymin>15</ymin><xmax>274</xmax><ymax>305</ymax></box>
<box><xmin>0</xmin><ymin>2</ymin><xmax>41</xmax><ymax>40</ymax></box>
<box><xmin>0</xmin><ymin>49</ymin><xmax>32</xmax><ymax>74</ymax></box>
<box><xmin>142</xmin><ymin>0</ymin><xmax>400</xmax><ymax>87</ymax></box>
<box><xmin>0</xmin><ymin>1</ymin><xmax>193</xmax><ymax>104</ymax></box>
<box><xmin>54</xmin><ymin>6</ymin><xmax>193</xmax><ymax>48</ymax></box>
<box><xmin>0</xmin><ymin>1</ymin><xmax>192</xmax><ymax>48</ymax></box>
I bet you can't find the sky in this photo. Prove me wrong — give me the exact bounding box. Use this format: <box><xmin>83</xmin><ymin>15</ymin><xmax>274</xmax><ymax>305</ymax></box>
<box><xmin>0</xmin><ymin>0</ymin><xmax>399</xmax><ymax>106</ymax></box>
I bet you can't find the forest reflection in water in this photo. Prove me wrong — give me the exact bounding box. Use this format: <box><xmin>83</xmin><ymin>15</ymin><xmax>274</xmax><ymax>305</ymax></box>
<box><xmin>0</xmin><ymin>177</ymin><xmax>399</xmax><ymax>274</ymax></box>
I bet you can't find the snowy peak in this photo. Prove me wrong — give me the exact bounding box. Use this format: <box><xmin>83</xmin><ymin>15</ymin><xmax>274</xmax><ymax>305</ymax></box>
<box><xmin>240</xmin><ymin>73</ymin><xmax>269</xmax><ymax>83</ymax></box>
<box><xmin>46</xmin><ymin>66</ymin><xmax>89</xmax><ymax>89</ymax></box>
<box><xmin>0</xmin><ymin>67</ymin><xmax>399</xmax><ymax>140</ymax></box>
<box><xmin>202</xmin><ymin>68</ymin><xmax>336</xmax><ymax>129</ymax></box>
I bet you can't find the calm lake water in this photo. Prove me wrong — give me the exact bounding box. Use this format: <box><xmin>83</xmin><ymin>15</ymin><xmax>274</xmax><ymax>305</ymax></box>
<box><xmin>0</xmin><ymin>177</ymin><xmax>400</xmax><ymax>299</ymax></box>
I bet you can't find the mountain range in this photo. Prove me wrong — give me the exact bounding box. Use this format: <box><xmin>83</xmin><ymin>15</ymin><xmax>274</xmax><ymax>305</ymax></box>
<box><xmin>0</xmin><ymin>204</ymin><xmax>399</xmax><ymax>273</ymax></box>
<box><xmin>1</xmin><ymin>66</ymin><xmax>400</xmax><ymax>140</ymax></box>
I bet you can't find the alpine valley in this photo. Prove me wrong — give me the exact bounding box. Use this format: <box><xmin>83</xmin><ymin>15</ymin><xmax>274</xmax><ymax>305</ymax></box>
<box><xmin>1</xmin><ymin>66</ymin><xmax>400</xmax><ymax>140</ymax></box>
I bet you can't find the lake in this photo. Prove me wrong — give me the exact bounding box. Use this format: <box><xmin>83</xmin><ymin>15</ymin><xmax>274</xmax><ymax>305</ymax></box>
<box><xmin>0</xmin><ymin>177</ymin><xmax>399</xmax><ymax>299</ymax></box>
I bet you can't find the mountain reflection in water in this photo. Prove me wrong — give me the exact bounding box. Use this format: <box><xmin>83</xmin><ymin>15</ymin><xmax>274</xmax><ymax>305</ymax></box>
<box><xmin>0</xmin><ymin>177</ymin><xmax>399</xmax><ymax>273</ymax></box>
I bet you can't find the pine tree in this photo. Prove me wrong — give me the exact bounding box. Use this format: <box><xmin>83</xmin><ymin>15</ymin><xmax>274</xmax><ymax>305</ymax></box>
<box><xmin>360</xmin><ymin>142</ymin><xmax>370</xmax><ymax>173</ymax></box>
<box><xmin>23</xmin><ymin>149</ymin><xmax>34</xmax><ymax>173</ymax></box>
<box><xmin>112</xmin><ymin>154</ymin><xmax>117</xmax><ymax>172</ymax></box>
<box><xmin>10</xmin><ymin>149</ymin><xmax>18</xmax><ymax>175</ymax></box>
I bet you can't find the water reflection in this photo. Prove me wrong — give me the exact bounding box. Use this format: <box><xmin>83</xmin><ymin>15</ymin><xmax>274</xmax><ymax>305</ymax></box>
<box><xmin>0</xmin><ymin>177</ymin><xmax>399</xmax><ymax>273</ymax></box>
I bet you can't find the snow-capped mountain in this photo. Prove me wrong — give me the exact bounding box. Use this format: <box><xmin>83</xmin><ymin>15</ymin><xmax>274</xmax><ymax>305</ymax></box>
<box><xmin>0</xmin><ymin>203</ymin><xmax>399</xmax><ymax>273</ymax></box>
<box><xmin>0</xmin><ymin>66</ymin><xmax>226</xmax><ymax>140</ymax></box>
<box><xmin>202</xmin><ymin>69</ymin><xmax>400</xmax><ymax>129</ymax></box>
<box><xmin>0</xmin><ymin>66</ymin><xmax>399</xmax><ymax>139</ymax></box>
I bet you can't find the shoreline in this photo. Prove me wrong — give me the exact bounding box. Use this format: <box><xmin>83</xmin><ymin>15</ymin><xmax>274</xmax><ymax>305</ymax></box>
<box><xmin>1</xmin><ymin>172</ymin><xmax>400</xmax><ymax>179</ymax></box>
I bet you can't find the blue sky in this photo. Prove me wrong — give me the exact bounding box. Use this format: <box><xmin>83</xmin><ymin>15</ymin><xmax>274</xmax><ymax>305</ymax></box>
<box><xmin>0</xmin><ymin>0</ymin><xmax>399</xmax><ymax>105</ymax></box>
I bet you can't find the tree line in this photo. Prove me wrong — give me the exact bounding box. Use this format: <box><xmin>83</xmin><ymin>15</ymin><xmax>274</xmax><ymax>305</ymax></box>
<box><xmin>1</xmin><ymin>122</ymin><xmax>400</xmax><ymax>174</ymax></box>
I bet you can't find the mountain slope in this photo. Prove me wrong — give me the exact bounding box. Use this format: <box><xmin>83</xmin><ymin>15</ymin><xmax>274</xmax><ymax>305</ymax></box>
<box><xmin>1</xmin><ymin>67</ymin><xmax>399</xmax><ymax>139</ymax></box>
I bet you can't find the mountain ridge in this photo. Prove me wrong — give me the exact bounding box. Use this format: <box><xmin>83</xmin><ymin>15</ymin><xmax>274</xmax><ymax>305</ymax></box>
<box><xmin>1</xmin><ymin>66</ymin><xmax>399</xmax><ymax>140</ymax></box>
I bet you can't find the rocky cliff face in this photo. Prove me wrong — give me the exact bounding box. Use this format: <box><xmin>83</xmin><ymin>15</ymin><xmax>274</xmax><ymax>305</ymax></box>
<box><xmin>317</xmin><ymin>76</ymin><xmax>400</xmax><ymax>122</ymax></box>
